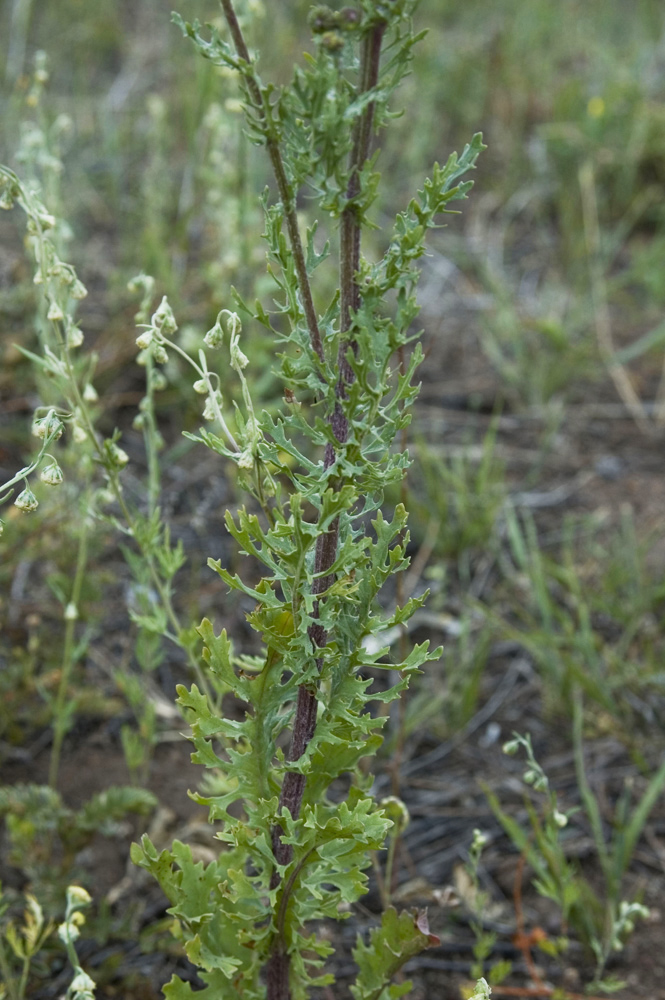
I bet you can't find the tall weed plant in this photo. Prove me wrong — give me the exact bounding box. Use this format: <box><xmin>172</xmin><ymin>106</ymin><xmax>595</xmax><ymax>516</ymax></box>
<box><xmin>1</xmin><ymin>2</ymin><xmax>485</xmax><ymax>998</ymax></box>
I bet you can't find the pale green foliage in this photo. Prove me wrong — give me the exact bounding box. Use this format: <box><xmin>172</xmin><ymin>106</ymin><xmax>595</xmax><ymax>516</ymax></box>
<box><xmin>350</xmin><ymin>906</ymin><xmax>438</xmax><ymax>1000</ymax></box>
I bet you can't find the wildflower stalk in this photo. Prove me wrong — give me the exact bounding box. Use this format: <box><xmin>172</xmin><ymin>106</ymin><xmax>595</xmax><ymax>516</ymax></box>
<box><xmin>48</xmin><ymin>513</ymin><xmax>89</xmax><ymax>789</ymax></box>
<box><xmin>219</xmin><ymin>0</ymin><xmax>325</xmax><ymax>365</ymax></box>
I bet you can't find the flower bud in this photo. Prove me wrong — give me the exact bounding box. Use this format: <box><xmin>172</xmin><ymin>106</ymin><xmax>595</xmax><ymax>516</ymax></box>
<box><xmin>204</xmin><ymin>320</ymin><xmax>224</xmax><ymax>348</ymax></box>
<box><xmin>64</xmin><ymin>602</ymin><xmax>79</xmax><ymax>621</ymax></box>
<box><xmin>380</xmin><ymin>795</ymin><xmax>410</xmax><ymax>834</ymax></box>
<box><xmin>193</xmin><ymin>379</ymin><xmax>208</xmax><ymax>395</ymax></box>
<box><xmin>47</xmin><ymin>300</ymin><xmax>64</xmax><ymax>321</ymax></box>
<box><xmin>152</xmin><ymin>344</ymin><xmax>168</xmax><ymax>364</ymax></box>
<box><xmin>151</xmin><ymin>296</ymin><xmax>177</xmax><ymax>335</ymax></box>
<box><xmin>66</xmin><ymin>325</ymin><xmax>84</xmax><ymax>348</ymax></box>
<box><xmin>83</xmin><ymin>383</ymin><xmax>98</xmax><ymax>402</ymax></box>
<box><xmin>15</xmin><ymin>485</ymin><xmax>39</xmax><ymax>512</ymax></box>
<box><xmin>203</xmin><ymin>390</ymin><xmax>222</xmax><ymax>421</ymax></box>
<box><xmin>136</xmin><ymin>330</ymin><xmax>153</xmax><ymax>350</ymax></box>
<box><xmin>107</xmin><ymin>442</ymin><xmax>129</xmax><ymax>469</ymax></box>
<box><xmin>152</xmin><ymin>371</ymin><xmax>167</xmax><ymax>391</ymax></box>
<box><xmin>32</xmin><ymin>412</ymin><xmax>64</xmax><ymax>441</ymax></box>
<box><xmin>40</xmin><ymin>462</ymin><xmax>63</xmax><ymax>486</ymax></box>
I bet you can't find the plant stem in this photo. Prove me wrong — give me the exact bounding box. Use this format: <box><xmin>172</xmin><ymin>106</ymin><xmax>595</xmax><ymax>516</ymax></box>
<box><xmin>49</xmin><ymin>509</ymin><xmax>89</xmax><ymax>789</ymax></box>
<box><xmin>219</xmin><ymin>0</ymin><xmax>324</xmax><ymax>365</ymax></box>
<box><xmin>261</xmin><ymin>17</ymin><xmax>387</xmax><ymax>998</ymax></box>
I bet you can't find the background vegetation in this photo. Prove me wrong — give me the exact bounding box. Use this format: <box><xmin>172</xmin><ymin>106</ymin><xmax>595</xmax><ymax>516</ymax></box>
<box><xmin>2</xmin><ymin>0</ymin><xmax>665</xmax><ymax>997</ymax></box>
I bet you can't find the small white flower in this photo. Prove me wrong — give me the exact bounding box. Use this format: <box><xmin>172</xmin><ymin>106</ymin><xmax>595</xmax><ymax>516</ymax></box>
<box><xmin>135</xmin><ymin>330</ymin><xmax>153</xmax><ymax>350</ymax></box>
<box><xmin>64</xmin><ymin>602</ymin><xmax>79</xmax><ymax>621</ymax></box>
<box><xmin>70</xmin><ymin>970</ymin><xmax>96</xmax><ymax>993</ymax></box>
<box><xmin>193</xmin><ymin>379</ymin><xmax>209</xmax><ymax>395</ymax></box>
<box><xmin>107</xmin><ymin>442</ymin><xmax>129</xmax><ymax>469</ymax></box>
<box><xmin>152</xmin><ymin>344</ymin><xmax>168</xmax><ymax>364</ymax></box>
<box><xmin>151</xmin><ymin>296</ymin><xmax>177</xmax><ymax>335</ymax></box>
<box><xmin>40</xmin><ymin>462</ymin><xmax>63</xmax><ymax>486</ymax></box>
<box><xmin>72</xmin><ymin>423</ymin><xmax>87</xmax><ymax>443</ymax></box>
<box><xmin>70</xmin><ymin>279</ymin><xmax>87</xmax><ymax>300</ymax></box>
<box><xmin>15</xmin><ymin>486</ymin><xmax>39</xmax><ymax>512</ymax></box>
<box><xmin>47</xmin><ymin>300</ymin><xmax>64</xmax><ymax>321</ymax></box>
<box><xmin>58</xmin><ymin>920</ymin><xmax>80</xmax><ymax>945</ymax></box>
<box><xmin>67</xmin><ymin>885</ymin><xmax>91</xmax><ymax>907</ymax></box>
<box><xmin>152</xmin><ymin>372</ymin><xmax>167</xmax><ymax>391</ymax></box>
<box><xmin>553</xmin><ymin>810</ymin><xmax>568</xmax><ymax>829</ymax></box>
<box><xmin>203</xmin><ymin>396</ymin><xmax>217</xmax><ymax>421</ymax></box>
<box><xmin>32</xmin><ymin>413</ymin><xmax>64</xmax><ymax>440</ymax></box>
<box><xmin>204</xmin><ymin>319</ymin><xmax>224</xmax><ymax>348</ymax></box>
<box><xmin>83</xmin><ymin>383</ymin><xmax>98</xmax><ymax>402</ymax></box>
<box><xmin>67</xmin><ymin>325</ymin><xmax>84</xmax><ymax>348</ymax></box>
<box><xmin>237</xmin><ymin>449</ymin><xmax>254</xmax><ymax>469</ymax></box>
<box><xmin>471</xmin><ymin>828</ymin><xmax>489</xmax><ymax>851</ymax></box>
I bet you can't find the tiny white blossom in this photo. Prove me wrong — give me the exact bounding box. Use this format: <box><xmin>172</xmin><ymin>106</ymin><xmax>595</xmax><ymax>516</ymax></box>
<box><xmin>67</xmin><ymin>885</ymin><xmax>92</xmax><ymax>907</ymax></box>
<box><xmin>67</xmin><ymin>325</ymin><xmax>84</xmax><ymax>348</ymax></box>
<box><xmin>107</xmin><ymin>442</ymin><xmax>129</xmax><ymax>469</ymax></box>
<box><xmin>151</xmin><ymin>296</ymin><xmax>177</xmax><ymax>335</ymax></box>
<box><xmin>83</xmin><ymin>383</ymin><xmax>98</xmax><ymax>402</ymax></box>
<box><xmin>64</xmin><ymin>602</ymin><xmax>79</xmax><ymax>621</ymax></box>
<box><xmin>204</xmin><ymin>319</ymin><xmax>224</xmax><ymax>348</ymax></box>
<box><xmin>136</xmin><ymin>330</ymin><xmax>153</xmax><ymax>350</ymax></box>
<box><xmin>203</xmin><ymin>391</ymin><xmax>222</xmax><ymax>421</ymax></box>
<box><xmin>32</xmin><ymin>413</ymin><xmax>64</xmax><ymax>440</ymax></box>
<box><xmin>40</xmin><ymin>462</ymin><xmax>63</xmax><ymax>486</ymax></box>
<box><xmin>152</xmin><ymin>344</ymin><xmax>168</xmax><ymax>364</ymax></box>
<box><xmin>193</xmin><ymin>379</ymin><xmax>208</xmax><ymax>395</ymax></box>
<box><xmin>15</xmin><ymin>486</ymin><xmax>39</xmax><ymax>512</ymax></box>
<box><xmin>47</xmin><ymin>300</ymin><xmax>64</xmax><ymax>321</ymax></box>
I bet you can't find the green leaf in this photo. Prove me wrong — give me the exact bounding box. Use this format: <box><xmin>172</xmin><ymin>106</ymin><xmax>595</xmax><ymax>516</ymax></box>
<box><xmin>351</xmin><ymin>907</ymin><xmax>439</xmax><ymax>1000</ymax></box>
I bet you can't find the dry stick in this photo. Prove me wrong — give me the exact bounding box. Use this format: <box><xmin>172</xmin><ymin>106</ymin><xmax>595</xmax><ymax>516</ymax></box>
<box><xmin>218</xmin><ymin>5</ymin><xmax>387</xmax><ymax>997</ymax></box>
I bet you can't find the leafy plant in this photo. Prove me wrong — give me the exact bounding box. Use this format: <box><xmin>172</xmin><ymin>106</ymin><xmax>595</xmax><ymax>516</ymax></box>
<box><xmin>129</xmin><ymin>3</ymin><xmax>483</xmax><ymax>998</ymax></box>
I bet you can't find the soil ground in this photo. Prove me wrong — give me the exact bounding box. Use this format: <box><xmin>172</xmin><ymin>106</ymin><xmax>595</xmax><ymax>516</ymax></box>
<box><xmin>4</xmin><ymin>276</ymin><xmax>665</xmax><ymax>998</ymax></box>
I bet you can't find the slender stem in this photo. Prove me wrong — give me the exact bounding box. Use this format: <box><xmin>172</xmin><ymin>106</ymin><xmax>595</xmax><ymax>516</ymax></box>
<box><xmin>218</xmin><ymin>8</ymin><xmax>389</xmax><ymax>996</ymax></box>
<box><xmin>49</xmin><ymin>510</ymin><xmax>89</xmax><ymax>788</ymax></box>
<box><xmin>219</xmin><ymin>0</ymin><xmax>324</xmax><ymax>365</ymax></box>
